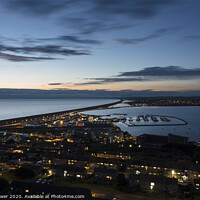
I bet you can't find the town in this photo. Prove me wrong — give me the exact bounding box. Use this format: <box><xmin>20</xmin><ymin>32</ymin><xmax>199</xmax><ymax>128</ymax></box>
<box><xmin>0</xmin><ymin>107</ymin><xmax>200</xmax><ymax>200</ymax></box>
<box><xmin>127</xmin><ymin>97</ymin><xmax>200</xmax><ymax>107</ymax></box>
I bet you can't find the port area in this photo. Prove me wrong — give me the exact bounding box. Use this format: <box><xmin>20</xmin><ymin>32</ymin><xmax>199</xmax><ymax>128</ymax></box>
<box><xmin>119</xmin><ymin>114</ymin><xmax>187</xmax><ymax>127</ymax></box>
<box><xmin>81</xmin><ymin>101</ymin><xmax>188</xmax><ymax>127</ymax></box>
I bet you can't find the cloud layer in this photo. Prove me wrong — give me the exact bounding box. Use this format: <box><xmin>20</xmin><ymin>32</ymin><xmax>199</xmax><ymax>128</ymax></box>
<box><xmin>1</xmin><ymin>0</ymin><xmax>179</xmax><ymax>34</ymax></box>
<box><xmin>77</xmin><ymin>66</ymin><xmax>200</xmax><ymax>85</ymax></box>
<box><xmin>0</xmin><ymin>52</ymin><xmax>55</xmax><ymax>62</ymax></box>
<box><xmin>2</xmin><ymin>0</ymin><xmax>72</xmax><ymax>16</ymax></box>
<box><xmin>0</xmin><ymin>1</ymin><xmax>184</xmax><ymax>62</ymax></box>
<box><xmin>119</xmin><ymin>66</ymin><xmax>200</xmax><ymax>77</ymax></box>
<box><xmin>0</xmin><ymin>43</ymin><xmax>90</xmax><ymax>62</ymax></box>
<box><xmin>48</xmin><ymin>83</ymin><xmax>63</xmax><ymax>86</ymax></box>
<box><xmin>39</xmin><ymin>35</ymin><xmax>102</xmax><ymax>45</ymax></box>
<box><xmin>115</xmin><ymin>28</ymin><xmax>177</xmax><ymax>45</ymax></box>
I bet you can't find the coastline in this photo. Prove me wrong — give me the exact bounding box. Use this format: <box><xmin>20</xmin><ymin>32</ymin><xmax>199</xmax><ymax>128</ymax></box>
<box><xmin>0</xmin><ymin>99</ymin><xmax>122</xmax><ymax>127</ymax></box>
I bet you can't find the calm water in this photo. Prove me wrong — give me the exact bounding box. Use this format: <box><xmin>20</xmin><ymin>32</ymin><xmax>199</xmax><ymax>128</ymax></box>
<box><xmin>0</xmin><ymin>99</ymin><xmax>116</xmax><ymax>120</ymax></box>
<box><xmin>0</xmin><ymin>99</ymin><xmax>199</xmax><ymax>141</ymax></box>
<box><xmin>83</xmin><ymin>106</ymin><xmax>200</xmax><ymax>141</ymax></box>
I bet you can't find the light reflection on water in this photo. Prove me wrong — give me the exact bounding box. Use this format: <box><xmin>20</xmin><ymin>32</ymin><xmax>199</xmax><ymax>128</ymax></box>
<box><xmin>83</xmin><ymin>106</ymin><xmax>200</xmax><ymax>141</ymax></box>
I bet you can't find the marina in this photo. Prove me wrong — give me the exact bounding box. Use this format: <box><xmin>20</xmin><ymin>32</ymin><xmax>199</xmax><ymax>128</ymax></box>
<box><xmin>122</xmin><ymin>114</ymin><xmax>187</xmax><ymax>127</ymax></box>
<box><xmin>82</xmin><ymin>102</ymin><xmax>200</xmax><ymax>141</ymax></box>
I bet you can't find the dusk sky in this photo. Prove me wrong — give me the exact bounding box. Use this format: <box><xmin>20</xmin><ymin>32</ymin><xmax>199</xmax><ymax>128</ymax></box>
<box><xmin>0</xmin><ymin>0</ymin><xmax>200</xmax><ymax>97</ymax></box>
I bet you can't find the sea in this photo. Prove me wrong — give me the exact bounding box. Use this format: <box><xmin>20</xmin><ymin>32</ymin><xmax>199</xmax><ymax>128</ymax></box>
<box><xmin>82</xmin><ymin>106</ymin><xmax>200</xmax><ymax>142</ymax></box>
<box><xmin>0</xmin><ymin>99</ymin><xmax>116</xmax><ymax>121</ymax></box>
<box><xmin>0</xmin><ymin>99</ymin><xmax>199</xmax><ymax>141</ymax></box>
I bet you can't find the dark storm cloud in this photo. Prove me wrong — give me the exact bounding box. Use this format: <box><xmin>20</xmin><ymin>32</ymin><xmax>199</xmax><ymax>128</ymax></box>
<box><xmin>0</xmin><ymin>52</ymin><xmax>54</xmax><ymax>62</ymax></box>
<box><xmin>115</xmin><ymin>28</ymin><xmax>177</xmax><ymax>45</ymax></box>
<box><xmin>119</xmin><ymin>66</ymin><xmax>200</xmax><ymax>77</ymax></box>
<box><xmin>0</xmin><ymin>43</ymin><xmax>90</xmax><ymax>62</ymax></box>
<box><xmin>0</xmin><ymin>88</ymin><xmax>199</xmax><ymax>99</ymax></box>
<box><xmin>75</xmin><ymin>66</ymin><xmax>200</xmax><ymax>85</ymax></box>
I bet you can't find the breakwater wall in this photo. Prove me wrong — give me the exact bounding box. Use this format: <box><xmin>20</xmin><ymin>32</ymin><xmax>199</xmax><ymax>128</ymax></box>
<box><xmin>0</xmin><ymin>100</ymin><xmax>122</xmax><ymax>127</ymax></box>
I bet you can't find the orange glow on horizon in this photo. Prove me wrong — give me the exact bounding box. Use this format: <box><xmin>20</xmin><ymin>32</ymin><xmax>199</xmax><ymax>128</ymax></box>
<box><xmin>1</xmin><ymin>79</ymin><xmax>200</xmax><ymax>92</ymax></box>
